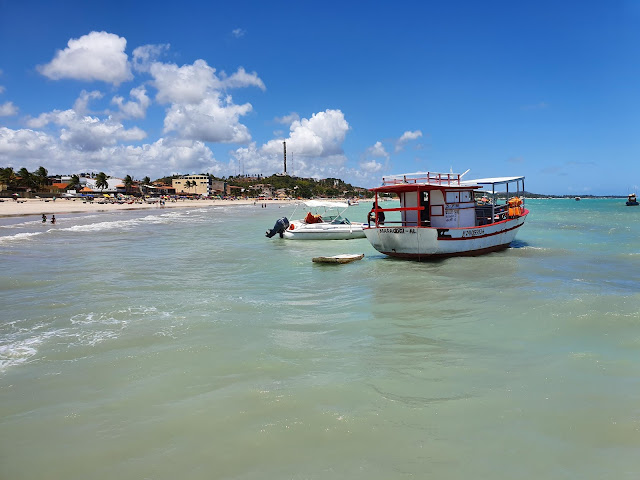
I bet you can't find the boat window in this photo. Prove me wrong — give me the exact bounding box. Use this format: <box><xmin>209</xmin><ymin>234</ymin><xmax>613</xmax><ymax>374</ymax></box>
<box><xmin>445</xmin><ymin>191</ymin><xmax>460</xmax><ymax>203</ymax></box>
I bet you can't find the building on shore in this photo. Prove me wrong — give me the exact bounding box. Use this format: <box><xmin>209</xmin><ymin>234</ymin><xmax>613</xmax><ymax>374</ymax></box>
<box><xmin>247</xmin><ymin>183</ymin><xmax>274</xmax><ymax>198</ymax></box>
<box><xmin>172</xmin><ymin>175</ymin><xmax>225</xmax><ymax>196</ymax></box>
<box><xmin>61</xmin><ymin>176</ymin><xmax>124</xmax><ymax>193</ymax></box>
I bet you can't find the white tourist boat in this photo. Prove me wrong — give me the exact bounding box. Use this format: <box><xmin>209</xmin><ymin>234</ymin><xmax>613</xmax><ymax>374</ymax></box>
<box><xmin>364</xmin><ymin>171</ymin><xmax>529</xmax><ymax>259</ymax></box>
<box><xmin>265</xmin><ymin>200</ymin><xmax>366</xmax><ymax>240</ymax></box>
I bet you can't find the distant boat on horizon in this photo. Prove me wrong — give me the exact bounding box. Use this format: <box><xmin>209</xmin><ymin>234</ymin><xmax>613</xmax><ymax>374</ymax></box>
<box><xmin>626</xmin><ymin>193</ymin><xmax>638</xmax><ymax>206</ymax></box>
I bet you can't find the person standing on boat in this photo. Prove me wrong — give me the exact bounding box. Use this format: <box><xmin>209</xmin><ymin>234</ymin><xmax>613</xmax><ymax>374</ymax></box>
<box><xmin>368</xmin><ymin>201</ymin><xmax>385</xmax><ymax>226</ymax></box>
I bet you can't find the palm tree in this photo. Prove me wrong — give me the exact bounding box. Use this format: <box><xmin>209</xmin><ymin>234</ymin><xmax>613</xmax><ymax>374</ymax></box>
<box><xmin>183</xmin><ymin>180</ymin><xmax>192</xmax><ymax>193</ymax></box>
<box><xmin>123</xmin><ymin>175</ymin><xmax>134</xmax><ymax>194</ymax></box>
<box><xmin>0</xmin><ymin>167</ymin><xmax>17</xmax><ymax>190</ymax></box>
<box><xmin>140</xmin><ymin>176</ymin><xmax>151</xmax><ymax>196</ymax></box>
<box><xmin>67</xmin><ymin>174</ymin><xmax>81</xmax><ymax>191</ymax></box>
<box><xmin>95</xmin><ymin>172</ymin><xmax>109</xmax><ymax>191</ymax></box>
<box><xmin>18</xmin><ymin>168</ymin><xmax>36</xmax><ymax>191</ymax></box>
<box><xmin>35</xmin><ymin>166</ymin><xmax>48</xmax><ymax>191</ymax></box>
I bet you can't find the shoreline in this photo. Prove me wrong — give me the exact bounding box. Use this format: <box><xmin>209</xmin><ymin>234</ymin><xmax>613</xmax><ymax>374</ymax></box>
<box><xmin>0</xmin><ymin>198</ymin><xmax>297</xmax><ymax>218</ymax></box>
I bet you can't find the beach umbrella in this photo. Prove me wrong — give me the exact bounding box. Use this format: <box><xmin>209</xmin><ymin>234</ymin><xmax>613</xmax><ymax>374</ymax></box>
<box><xmin>12</xmin><ymin>193</ymin><xmax>19</xmax><ymax>196</ymax></box>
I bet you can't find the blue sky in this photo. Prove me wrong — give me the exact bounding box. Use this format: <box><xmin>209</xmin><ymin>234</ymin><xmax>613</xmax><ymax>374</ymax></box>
<box><xmin>0</xmin><ymin>0</ymin><xmax>639</xmax><ymax>194</ymax></box>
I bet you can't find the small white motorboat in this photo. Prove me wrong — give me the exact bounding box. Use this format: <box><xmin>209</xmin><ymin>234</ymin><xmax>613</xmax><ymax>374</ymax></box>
<box><xmin>266</xmin><ymin>200</ymin><xmax>366</xmax><ymax>240</ymax></box>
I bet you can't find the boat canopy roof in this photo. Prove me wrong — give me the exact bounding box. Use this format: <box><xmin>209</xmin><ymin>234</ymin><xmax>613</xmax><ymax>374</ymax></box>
<box><xmin>370</xmin><ymin>171</ymin><xmax>525</xmax><ymax>193</ymax></box>
<box><xmin>461</xmin><ymin>176</ymin><xmax>525</xmax><ymax>187</ymax></box>
<box><xmin>304</xmin><ymin>200</ymin><xmax>349</xmax><ymax>209</ymax></box>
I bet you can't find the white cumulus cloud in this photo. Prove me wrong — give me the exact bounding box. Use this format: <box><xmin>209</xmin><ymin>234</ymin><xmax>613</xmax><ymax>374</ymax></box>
<box><xmin>0</xmin><ymin>101</ymin><xmax>18</xmax><ymax>116</ymax></box>
<box><xmin>163</xmin><ymin>94</ymin><xmax>252</xmax><ymax>144</ymax></box>
<box><xmin>231</xmin><ymin>109</ymin><xmax>351</xmax><ymax>178</ymax></box>
<box><xmin>27</xmin><ymin>108</ymin><xmax>146</xmax><ymax>152</ymax></box>
<box><xmin>73</xmin><ymin>90</ymin><xmax>104</xmax><ymax>115</ymax></box>
<box><xmin>366</xmin><ymin>141</ymin><xmax>389</xmax><ymax>159</ymax></box>
<box><xmin>132</xmin><ymin>43</ymin><xmax>170</xmax><ymax>73</ymax></box>
<box><xmin>395</xmin><ymin>129</ymin><xmax>422</xmax><ymax>152</ymax></box>
<box><xmin>220</xmin><ymin>67</ymin><xmax>265</xmax><ymax>91</ymax></box>
<box><xmin>99</xmin><ymin>138</ymin><xmax>220</xmax><ymax>176</ymax></box>
<box><xmin>150</xmin><ymin>60</ymin><xmax>265</xmax><ymax>104</ymax></box>
<box><xmin>37</xmin><ymin>31</ymin><xmax>133</xmax><ymax>85</ymax></box>
<box><xmin>0</xmin><ymin>126</ymin><xmax>220</xmax><ymax>179</ymax></box>
<box><xmin>111</xmin><ymin>86</ymin><xmax>151</xmax><ymax>119</ymax></box>
<box><xmin>359</xmin><ymin>159</ymin><xmax>383</xmax><ymax>173</ymax></box>
<box><xmin>148</xmin><ymin>59</ymin><xmax>264</xmax><ymax>144</ymax></box>
<box><xmin>278</xmin><ymin>109</ymin><xmax>349</xmax><ymax>157</ymax></box>
<box><xmin>275</xmin><ymin>112</ymin><xmax>300</xmax><ymax>124</ymax></box>
<box><xmin>0</xmin><ymin>127</ymin><xmax>56</xmax><ymax>161</ymax></box>
<box><xmin>150</xmin><ymin>59</ymin><xmax>219</xmax><ymax>105</ymax></box>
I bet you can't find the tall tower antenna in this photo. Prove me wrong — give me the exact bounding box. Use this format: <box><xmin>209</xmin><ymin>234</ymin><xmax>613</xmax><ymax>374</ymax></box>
<box><xmin>283</xmin><ymin>141</ymin><xmax>287</xmax><ymax>175</ymax></box>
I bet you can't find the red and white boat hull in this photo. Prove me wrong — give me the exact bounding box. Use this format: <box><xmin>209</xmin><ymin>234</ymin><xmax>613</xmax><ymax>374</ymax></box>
<box><xmin>365</xmin><ymin>210</ymin><xmax>528</xmax><ymax>259</ymax></box>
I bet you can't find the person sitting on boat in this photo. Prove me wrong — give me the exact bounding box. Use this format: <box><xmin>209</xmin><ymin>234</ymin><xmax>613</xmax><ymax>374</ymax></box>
<box><xmin>304</xmin><ymin>211</ymin><xmax>322</xmax><ymax>224</ymax></box>
<box><xmin>368</xmin><ymin>202</ymin><xmax>385</xmax><ymax>226</ymax></box>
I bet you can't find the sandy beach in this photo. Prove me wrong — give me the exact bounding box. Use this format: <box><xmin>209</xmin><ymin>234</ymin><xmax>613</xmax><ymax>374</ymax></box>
<box><xmin>0</xmin><ymin>197</ymin><xmax>296</xmax><ymax>218</ymax></box>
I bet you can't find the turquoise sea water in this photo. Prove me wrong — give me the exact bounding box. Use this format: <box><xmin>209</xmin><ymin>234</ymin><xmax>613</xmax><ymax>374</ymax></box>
<box><xmin>1</xmin><ymin>199</ymin><xmax>639</xmax><ymax>479</ymax></box>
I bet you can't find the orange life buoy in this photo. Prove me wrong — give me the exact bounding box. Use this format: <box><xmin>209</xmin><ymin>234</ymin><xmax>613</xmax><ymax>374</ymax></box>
<box><xmin>289</xmin><ymin>224</ymin><xmax>295</xmax><ymax>230</ymax></box>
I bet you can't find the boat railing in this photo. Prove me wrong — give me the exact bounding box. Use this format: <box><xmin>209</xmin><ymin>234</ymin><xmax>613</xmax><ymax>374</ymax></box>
<box><xmin>371</xmin><ymin>203</ymin><xmax>522</xmax><ymax>228</ymax></box>
<box><xmin>382</xmin><ymin>172</ymin><xmax>462</xmax><ymax>187</ymax></box>
<box><xmin>475</xmin><ymin>204</ymin><xmax>510</xmax><ymax>225</ymax></box>
<box><xmin>368</xmin><ymin>205</ymin><xmax>426</xmax><ymax>227</ymax></box>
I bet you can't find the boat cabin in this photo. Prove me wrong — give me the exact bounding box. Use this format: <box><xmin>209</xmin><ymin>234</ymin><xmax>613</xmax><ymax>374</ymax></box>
<box><xmin>369</xmin><ymin>172</ymin><xmax>526</xmax><ymax>229</ymax></box>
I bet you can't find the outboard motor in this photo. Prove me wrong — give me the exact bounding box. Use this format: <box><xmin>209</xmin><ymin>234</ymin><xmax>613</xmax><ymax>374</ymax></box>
<box><xmin>265</xmin><ymin>217</ymin><xmax>290</xmax><ymax>238</ymax></box>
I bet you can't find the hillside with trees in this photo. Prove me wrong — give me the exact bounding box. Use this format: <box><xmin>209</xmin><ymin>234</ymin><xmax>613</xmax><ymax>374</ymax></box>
<box><xmin>225</xmin><ymin>174</ymin><xmax>372</xmax><ymax>198</ymax></box>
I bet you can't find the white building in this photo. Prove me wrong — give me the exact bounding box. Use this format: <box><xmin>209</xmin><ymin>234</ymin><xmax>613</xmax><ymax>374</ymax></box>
<box><xmin>172</xmin><ymin>175</ymin><xmax>225</xmax><ymax>196</ymax></box>
<box><xmin>62</xmin><ymin>176</ymin><xmax>124</xmax><ymax>193</ymax></box>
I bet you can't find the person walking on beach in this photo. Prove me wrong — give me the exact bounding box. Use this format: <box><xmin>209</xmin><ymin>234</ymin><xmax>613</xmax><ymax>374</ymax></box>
<box><xmin>51</xmin><ymin>215</ymin><xmax>56</xmax><ymax>224</ymax></box>
<box><xmin>42</xmin><ymin>214</ymin><xmax>47</xmax><ymax>223</ymax></box>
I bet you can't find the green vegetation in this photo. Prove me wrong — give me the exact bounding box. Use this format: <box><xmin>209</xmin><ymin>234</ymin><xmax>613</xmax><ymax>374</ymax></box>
<box><xmin>154</xmin><ymin>173</ymin><xmax>373</xmax><ymax>198</ymax></box>
<box><xmin>123</xmin><ymin>175</ymin><xmax>134</xmax><ymax>193</ymax></box>
<box><xmin>1</xmin><ymin>165</ymin><xmax>49</xmax><ymax>191</ymax></box>
<box><xmin>94</xmin><ymin>172</ymin><xmax>109</xmax><ymax>190</ymax></box>
<box><xmin>226</xmin><ymin>174</ymin><xmax>373</xmax><ymax>198</ymax></box>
